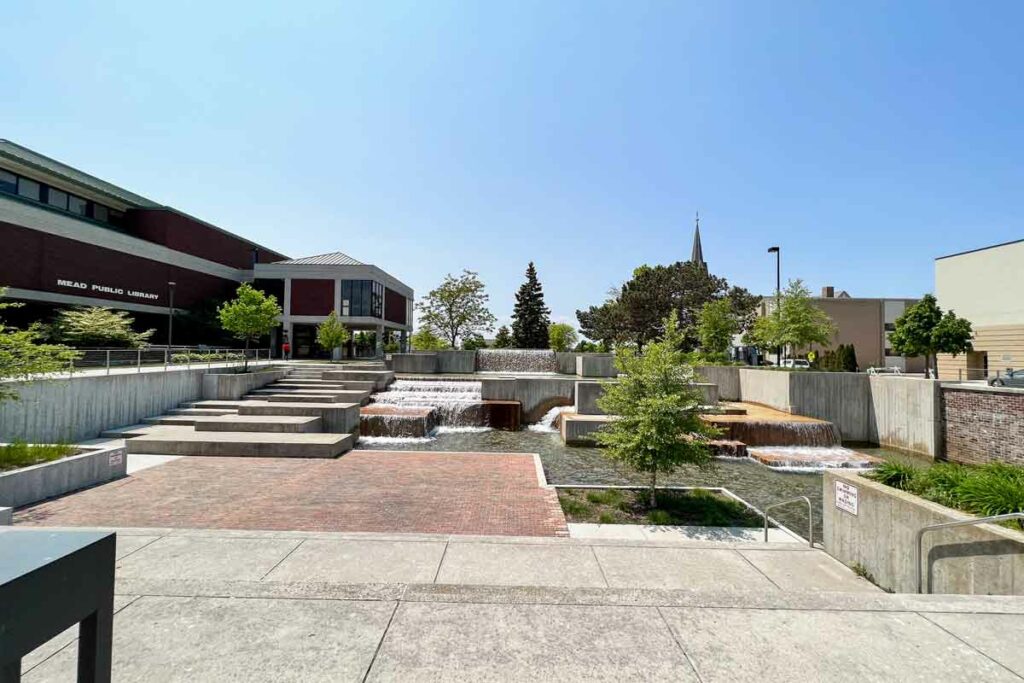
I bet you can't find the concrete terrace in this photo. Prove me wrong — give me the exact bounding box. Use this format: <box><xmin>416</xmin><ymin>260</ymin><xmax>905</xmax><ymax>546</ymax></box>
<box><xmin>9</xmin><ymin>526</ymin><xmax>1024</xmax><ymax>681</ymax></box>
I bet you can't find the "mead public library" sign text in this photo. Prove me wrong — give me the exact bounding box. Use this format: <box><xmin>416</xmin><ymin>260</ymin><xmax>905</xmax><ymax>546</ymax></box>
<box><xmin>56</xmin><ymin>279</ymin><xmax>160</xmax><ymax>302</ymax></box>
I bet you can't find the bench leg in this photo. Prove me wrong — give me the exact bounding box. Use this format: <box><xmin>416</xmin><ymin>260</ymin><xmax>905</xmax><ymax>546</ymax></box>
<box><xmin>77</xmin><ymin>604</ymin><xmax>113</xmax><ymax>683</ymax></box>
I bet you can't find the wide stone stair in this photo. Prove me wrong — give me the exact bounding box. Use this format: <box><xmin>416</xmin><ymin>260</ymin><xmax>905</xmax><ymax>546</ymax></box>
<box><xmin>113</xmin><ymin>364</ymin><xmax>398</xmax><ymax>459</ymax></box>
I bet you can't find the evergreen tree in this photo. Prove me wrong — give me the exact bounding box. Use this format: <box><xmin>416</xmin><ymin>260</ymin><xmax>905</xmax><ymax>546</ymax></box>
<box><xmin>493</xmin><ymin>325</ymin><xmax>513</xmax><ymax>348</ymax></box>
<box><xmin>511</xmin><ymin>262</ymin><xmax>551</xmax><ymax>348</ymax></box>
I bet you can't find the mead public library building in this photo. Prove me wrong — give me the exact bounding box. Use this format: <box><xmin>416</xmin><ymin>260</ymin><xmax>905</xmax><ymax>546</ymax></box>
<box><xmin>0</xmin><ymin>140</ymin><xmax>413</xmax><ymax>357</ymax></box>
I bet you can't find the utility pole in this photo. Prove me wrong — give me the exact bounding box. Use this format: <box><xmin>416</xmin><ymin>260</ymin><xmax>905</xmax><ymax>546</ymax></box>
<box><xmin>767</xmin><ymin>247</ymin><xmax>781</xmax><ymax>366</ymax></box>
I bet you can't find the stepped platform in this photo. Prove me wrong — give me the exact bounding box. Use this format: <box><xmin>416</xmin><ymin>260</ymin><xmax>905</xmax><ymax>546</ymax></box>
<box><xmin>270</xmin><ymin>381</ymin><xmax>349</xmax><ymax>389</ymax></box>
<box><xmin>166</xmin><ymin>408</ymin><xmax>238</xmax><ymax>416</ymax></box>
<box><xmin>181</xmin><ymin>400</ymin><xmax>254</xmax><ymax>410</ymax></box>
<box><xmin>322</xmin><ymin>369</ymin><xmax>395</xmax><ymax>390</ymax></box>
<box><xmin>142</xmin><ymin>415</ymin><xmax>216</xmax><ymax>426</ymax></box>
<box><xmin>560</xmin><ymin>412</ymin><xmax>617</xmax><ymax>445</ymax></box>
<box><xmin>249</xmin><ymin>388</ymin><xmax>371</xmax><ymax>404</ymax></box>
<box><xmin>193</xmin><ymin>415</ymin><xmax>323</xmax><ymax>433</ymax></box>
<box><xmin>99</xmin><ymin>423</ymin><xmax>165</xmax><ymax>438</ymax></box>
<box><xmin>238</xmin><ymin>402</ymin><xmax>361</xmax><ymax>433</ymax></box>
<box><xmin>124</xmin><ymin>426</ymin><xmax>355</xmax><ymax>458</ymax></box>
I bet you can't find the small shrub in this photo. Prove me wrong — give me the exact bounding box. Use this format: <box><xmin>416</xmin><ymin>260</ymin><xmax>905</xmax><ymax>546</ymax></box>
<box><xmin>586</xmin><ymin>489</ymin><xmax>625</xmax><ymax>507</ymax></box>
<box><xmin>0</xmin><ymin>441</ymin><xmax>77</xmax><ymax>471</ymax></box>
<box><xmin>598</xmin><ymin>511</ymin><xmax>619</xmax><ymax>524</ymax></box>
<box><xmin>646</xmin><ymin>509</ymin><xmax>674</xmax><ymax>525</ymax></box>
<box><xmin>910</xmin><ymin>462</ymin><xmax>969</xmax><ymax>508</ymax></box>
<box><xmin>560</xmin><ymin>497</ymin><xmax>591</xmax><ymax>518</ymax></box>
<box><xmin>957</xmin><ymin>464</ymin><xmax>1024</xmax><ymax>523</ymax></box>
<box><xmin>870</xmin><ymin>460</ymin><xmax>920</xmax><ymax>490</ymax></box>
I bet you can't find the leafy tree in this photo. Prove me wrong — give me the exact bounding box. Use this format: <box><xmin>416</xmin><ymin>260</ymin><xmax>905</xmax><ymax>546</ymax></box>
<box><xmin>574</xmin><ymin>339</ymin><xmax>604</xmax><ymax>353</ymax></box>
<box><xmin>595</xmin><ymin>311</ymin><xmax>718</xmax><ymax>507</ymax></box>
<box><xmin>218</xmin><ymin>283</ymin><xmax>282</xmax><ymax>370</ymax></box>
<box><xmin>840</xmin><ymin>344</ymin><xmax>859</xmax><ymax>372</ymax></box>
<box><xmin>576</xmin><ymin>261</ymin><xmax>759</xmax><ymax>352</ymax></box>
<box><xmin>746</xmin><ymin>280</ymin><xmax>834</xmax><ymax>359</ymax></box>
<box><xmin>696</xmin><ymin>298</ymin><xmax>739</xmax><ymax>359</ymax></box>
<box><xmin>493</xmin><ymin>325</ymin><xmax>514</xmax><ymax>349</ymax></box>
<box><xmin>462</xmin><ymin>333</ymin><xmax>487</xmax><ymax>350</ymax></box>
<box><xmin>0</xmin><ymin>288</ymin><xmax>79</xmax><ymax>402</ymax></box>
<box><xmin>315</xmin><ymin>311</ymin><xmax>350</xmax><ymax>360</ymax></box>
<box><xmin>410</xmin><ymin>327</ymin><xmax>450</xmax><ymax>351</ymax></box>
<box><xmin>49</xmin><ymin>306</ymin><xmax>155</xmax><ymax>348</ymax></box>
<box><xmin>417</xmin><ymin>270</ymin><xmax>496</xmax><ymax>348</ymax></box>
<box><xmin>889</xmin><ymin>294</ymin><xmax>973</xmax><ymax>378</ymax></box>
<box><xmin>548</xmin><ymin>322</ymin><xmax>578</xmax><ymax>352</ymax></box>
<box><xmin>511</xmin><ymin>262</ymin><xmax>551</xmax><ymax>348</ymax></box>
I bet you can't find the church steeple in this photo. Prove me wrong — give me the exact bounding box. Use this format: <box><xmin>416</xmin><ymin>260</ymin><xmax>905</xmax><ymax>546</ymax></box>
<box><xmin>690</xmin><ymin>212</ymin><xmax>707</xmax><ymax>272</ymax></box>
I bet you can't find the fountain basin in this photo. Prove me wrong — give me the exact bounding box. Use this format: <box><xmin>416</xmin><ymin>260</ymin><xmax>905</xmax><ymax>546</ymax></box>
<box><xmin>747</xmin><ymin>447</ymin><xmax>882</xmax><ymax>470</ymax></box>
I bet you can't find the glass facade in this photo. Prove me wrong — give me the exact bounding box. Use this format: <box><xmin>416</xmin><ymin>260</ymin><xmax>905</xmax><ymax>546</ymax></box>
<box><xmin>340</xmin><ymin>279</ymin><xmax>384</xmax><ymax>318</ymax></box>
<box><xmin>0</xmin><ymin>166</ymin><xmax>125</xmax><ymax>230</ymax></box>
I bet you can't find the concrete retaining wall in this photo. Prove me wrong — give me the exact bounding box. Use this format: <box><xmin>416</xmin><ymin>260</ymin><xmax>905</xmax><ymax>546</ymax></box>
<box><xmin>694</xmin><ymin>367</ymin><xmax>942</xmax><ymax>456</ymax></box>
<box><xmin>823</xmin><ymin>469</ymin><xmax>1024</xmax><ymax>595</ymax></box>
<box><xmin>695</xmin><ymin>366</ymin><xmax>741</xmax><ymax>400</ymax></box>
<box><xmin>576</xmin><ymin>354</ymin><xmax>617</xmax><ymax>377</ymax></box>
<box><xmin>0</xmin><ymin>444</ymin><xmax>127</xmax><ymax>508</ymax></box>
<box><xmin>0</xmin><ymin>369</ymin><xmax>211</xmax><ymax>442</ymax></box>
<box><xmin>555</xmin><ymin>352</ymin><xmax>579</xmax><ymax>375</ymax></box>
<box><xmin>202</xmin><ymin>369</ymin><xmax>287</xmax><ymax>400</ymax></box>
<box><xmin>390</xmin><ymin>353</ymin><xmax>439</xmax><ymax>374</ymax></box>
<box><xmin>437</xmin><ymin>350</ymin><xmax>476</xmax><ymax>374</ymax></box>
<box><xmin>575</xmin><ymin>381</ymin><xmax>608</xmax><ymax>415</ymax></box>
<box><xmin>482</xmin><ymin>376</ymin><xmax>577</xmax><ymax>422</ymax></box>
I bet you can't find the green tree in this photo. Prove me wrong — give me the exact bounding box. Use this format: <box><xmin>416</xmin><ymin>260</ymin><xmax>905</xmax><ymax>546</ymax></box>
<box><xmin>889</xmin><ymin>294</ymin><xmax>973</xmax><ymax>378</ymax></box>
<box><xmin>548</xmin><ymin>322</ymin><xmax>578</xmax><ymax>352</ymax></box>
<box><xmin>511</xmin><ymin>262</ymin><xmax>551</xmax><ymax>348</ymax></box>
<box><xmin>576</xmin><ymin>261</ymin><xmax>759</xmax><ymax>352</ymax></box>
<box><xmin>410</xmin><ymin>327</ymin><xmax>450</xmax><ymax>351</ymax></box>
<box><xmin>462</xmin><ymin>333</ymin><xmax>487</xmax><ymax>350</ymax></box>
<box><xmin>49</xmin><ymin>306</ymin><xmax>155</xmax><ymax>348</ymax></box>
<box><xmin>746</xmin><ymin>280</ymin><xmax>834</xmax><ymax>360</ymax></box>
<box><xmin>0</xmin><ymin>288</ymin><xmax>79</xmax><ymax>402</ymax></box>
<box><xmin>493</xmin><ymin>325</ymin><xmax>514</xmax><ymax>348</ymax></box>
<box><xmin>595</xmin><ymin>311</ymin><xmax>718</xmax><ymax>506</ymax></box>
<box><xmin>217</xmin><ymin>283</ymin><xmax>282</xmax><ymax>370</ymax></box>
<box><xmin>315</xmin><ymin>311</ymin><xmax>350</xmax><ymax>360</ymax></box>
<box><xmin>696</xmin><ymin>298</ymin><xmax>739</xmax><ymax>359</ymax></box>
<box><xmin>574</xmin><ymin>339</ymin><xmax>604</xmax><ymax>353</ymax></box>
<box><xmin>417</xmin><ymin>270</ymin><xmax>496</xmax><ymax>348</ymax></box>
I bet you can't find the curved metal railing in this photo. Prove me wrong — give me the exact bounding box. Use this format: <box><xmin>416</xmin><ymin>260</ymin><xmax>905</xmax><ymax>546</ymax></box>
<box><xmin>762</xmin><ymin>496</ymin><xmax>814</xmax><ymax>547</ymax></box>
<box><xmin>915</xmin><ymin>512</ymin><xmax>1024</xmax><ymax>593</ymax></box>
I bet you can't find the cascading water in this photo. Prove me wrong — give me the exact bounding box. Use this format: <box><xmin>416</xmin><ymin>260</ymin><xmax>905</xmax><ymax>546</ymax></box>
<box><xmin>371</xmin><ymin>379</ymin><xmax>485</xmax><ymax>426</ymax></box>
<box><xmin>706</xmin><ymin>419</ymin><xmax>842</xmax><ymax>448</ymax></box>
<box><xmin>476</xmin><ymin>349</ymin><xmax>558</xmax><ymax>374</ymax></box>
<box><xmin>528</xmin><ymin>405</ymin><xmax>572</xmax><ymax>433</ymax></box>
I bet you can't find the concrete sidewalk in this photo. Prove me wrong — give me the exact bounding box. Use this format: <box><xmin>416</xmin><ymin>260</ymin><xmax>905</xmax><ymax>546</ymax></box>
<box><xmin>9</xmin><ymin>527</ymin><xmax>1024</xmax><ymax>681</ymax></box>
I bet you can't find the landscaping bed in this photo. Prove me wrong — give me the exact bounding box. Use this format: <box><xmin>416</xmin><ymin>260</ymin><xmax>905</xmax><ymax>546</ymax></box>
<box><xmin>0</xmin><ymin>442</ymin><xmax>78</xmax><ymax>472</ymax></box>
<box><xmin>557</xmin><ymin>487</ymin><xmax>763</xmax><ymax>527</ymax></box>
<box><xmin>869</xmin><ymin>460</ymin><xmax>1024</xmax><ymax>530</ymax></box>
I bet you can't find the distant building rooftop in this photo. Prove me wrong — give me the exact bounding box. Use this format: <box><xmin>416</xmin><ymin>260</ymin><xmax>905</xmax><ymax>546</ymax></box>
<box><xmin>272</xmin><ymin>251</ymin><xmax>365</xmax><ymax>266</ymax></box>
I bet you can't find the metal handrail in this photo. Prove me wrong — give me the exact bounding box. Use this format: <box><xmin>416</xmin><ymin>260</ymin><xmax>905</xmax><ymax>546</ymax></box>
<box><xmin>915</xmin><ymin>512</ymin><xmax>1024</xmax><ymax>593</ymax></box>
<box><xmin>762</xmin><ymin>496</ymin><xmax>814</xmax><ymax>547</ymax></box>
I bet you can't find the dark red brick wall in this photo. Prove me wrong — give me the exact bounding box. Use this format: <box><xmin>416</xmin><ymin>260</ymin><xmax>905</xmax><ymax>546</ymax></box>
<box><xmin>126</xmin><ymin>208</ymin><xmax>287</xmax><ymax>269</ymax></box>
<box><xmin>0</xmin><ymin>220</ymin><xmax>238</xmax><ymax>308</ymax></box>
<box><xmin>290</xmin><ymin>278</ymin><xmax>335</xmax><ymax>316</ymax></box>
<box><xmin>942</xmin><ymin>387</ymin><xmax>1024</xmax><ymax>465</ymax></box>
<box><xmin>385</xmin><ymin>288</ymin><xmax>407</xmax><ymax>325</ymax></box>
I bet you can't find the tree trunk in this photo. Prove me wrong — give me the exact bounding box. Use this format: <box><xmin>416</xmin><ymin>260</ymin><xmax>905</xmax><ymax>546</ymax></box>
<box><xmin>243</xmin><ymin>337</ymin><xmax>250</xmax><ymax>373</ymax></box>
<box><xmin>649</xmin><ymin>469</ymin><xmax>657</xmax><ymax>508</ymax></box>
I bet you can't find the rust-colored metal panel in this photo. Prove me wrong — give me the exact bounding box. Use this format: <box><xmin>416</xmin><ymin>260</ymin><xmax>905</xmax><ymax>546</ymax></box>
<box><xmin>290</xmin><ymin>278</ymin><xmax>335</xmax><ymax>316</ymax></box>
<box><xmin>384</xmin><ymin>287</ymin><xmax>407</xmax><ymax>325</ymax></box>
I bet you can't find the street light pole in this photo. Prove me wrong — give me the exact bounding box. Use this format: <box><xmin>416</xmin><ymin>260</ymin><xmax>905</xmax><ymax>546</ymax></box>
<box><xmin>167</xmin><ymin>281</ymin><xmax>176</xmax><ymax>348</ymax></box>
<box><xmin>767</xmin><ymin>247</ymin><xmax>781</xmax><ymax>367</ymax></box>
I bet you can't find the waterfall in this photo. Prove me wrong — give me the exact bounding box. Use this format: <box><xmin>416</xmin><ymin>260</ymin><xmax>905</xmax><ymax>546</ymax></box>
<box><xmin>371</xmin><ymin>379</ymin><xmax>484</xmax><ymax>426</ymax></box>
<box><xmin>707</xmin><ymin>419</ymin><xmax>842</xmax><ymax>447</ymax></box>
<box><xmin>476</xmin><ymin>349</ymin><xmax>558</xmax><ymax>374</ymax></box>
<box><xmin>747</xmin><ymin>446</ymin><xmax>881</xmax><ymax>471</ymax></box>
<box><xmin>528</xmin><ymin>405</ymin><xmax>572</xmax><ymax>433</ymax></box>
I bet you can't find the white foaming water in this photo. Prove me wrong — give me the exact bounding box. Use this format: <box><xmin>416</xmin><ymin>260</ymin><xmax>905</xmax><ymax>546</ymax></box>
<box><xmin>371</xmin><ymin>380</ymin><xmax>483</xmax><ymax>425</ymax></box>
<box><xmin>435</xmin><ymin>425</ymin><xmax>493</xmax><ymax>434</ymax></box>
<box><xmin>476</xmin><ymin>349</ymin><xmax>559</xmax><ymax>373</ymax></box>
<box><xmin>359</xmin><ymin>435</ymin><xmax>437</xmax><ymax>445</ymax></box>
<box><xmin>528</xmin><ymin>405</ymin><xmax>572</xmax><ymax>433</ymax></box>
<box><xmin>747</xmin><ymin>446</ymin><xmax>878</xmax><ymax>471</ymax></box>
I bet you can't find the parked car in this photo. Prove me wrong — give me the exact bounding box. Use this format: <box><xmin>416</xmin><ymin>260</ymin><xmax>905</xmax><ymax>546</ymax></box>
<box><xmin>780</xmin><ymin>359</ymin><xmax>811</xmax><ymax>370</ymax></box>
<box><xmin>867</xmin><ymin>366</ymin><xmax>903</xmax><ymax>376</ymax></box>
<box><xmin>989</xmin><ymin>369</ymin><xmax>1024</xmax><ymax>388</ymax></box>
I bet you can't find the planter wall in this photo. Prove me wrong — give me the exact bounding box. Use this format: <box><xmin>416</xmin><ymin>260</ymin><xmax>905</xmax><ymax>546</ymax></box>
<box><xmin>0</xmin><ymin>444</ymin><xmax>127</xmax><ymax>508</ymax></box>
<box><xmin>437</xmin><ymin>350</ymin><xmax>476</xmax><ymax>374</ymax></box>
<box><xmin>201</xmin><ymin>369</ymin><xmax>288</xmax><ymax>400</ymax></box>
<box><xmin>390</xmin><ymin>353</ymin><xmax>440</xmax><ymax>374</ymax></box>
<box><xmin>823</xmin><ymin>469</ymin><xmax>1024</xmax><ymax>595</ymax></box>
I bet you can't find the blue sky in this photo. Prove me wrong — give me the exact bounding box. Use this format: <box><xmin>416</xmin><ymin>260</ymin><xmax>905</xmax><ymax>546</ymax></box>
<box><xmin>3</xmin><ymin>1</ymin><xmax>1022</xmax><ymax>329</ymax></box>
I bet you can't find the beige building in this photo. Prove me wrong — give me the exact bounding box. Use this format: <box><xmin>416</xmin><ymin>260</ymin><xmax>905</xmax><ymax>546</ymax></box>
<box><xmin>757</xmin><ymin>287</ymin><xmax>924</xmax><ymax>372</ymax></box>
<box><xmin>936</xmin><ymin>239</ymin><xmax>1024</xmax><ymax>380</ymax></box>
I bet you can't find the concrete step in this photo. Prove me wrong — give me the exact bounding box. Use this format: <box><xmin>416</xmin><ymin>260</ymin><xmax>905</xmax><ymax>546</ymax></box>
<box><xmin>321</xmin><ymin>370</ymin><xmax>395</xmax><ymax>390</ymax></box>
<box><xmin>124</xmin><ymin>426</ymin><xmax>356</xmax><ymax>458</ymax></box>
<box><xmin>238</xmin><ymin>402</ymin><xmax>361</xmax><ymax>433</ymax></box>
<box><xmin>345</xmin><ymin>363</ymin><xmax>387</xmax><ymax>371</ymax></box>
<box><xmin>192</xmin><ymin>415</ymin><xmax>322</xmax><ymax>433</ymax></box>
<box><xmin>259</xmin><ymin>391</ymin><xmax>371</xmax><ymax>405</ymax></box>
<box><xmin>167</xmin><ymin>408</ymin><xmax>239</xmax><ymax>416</ymax></box>
<box><xmin>99</xmin><ymin>423</ymin><xmax>162</xmax><ymax>438</ymax></box>
<box><xmin>270</xmin><ymin>382</ymin><xmax>349</xmax><ymax>389</ymax></box>
<box><xmin>179</xmin><ymin>400</ymin><xmax>251</xmax><ymax>410</ymax></box>
<box><xmin>143</xmin><ymin>415</ymin><xmax>209</xmax><ymax>426</ymax></box>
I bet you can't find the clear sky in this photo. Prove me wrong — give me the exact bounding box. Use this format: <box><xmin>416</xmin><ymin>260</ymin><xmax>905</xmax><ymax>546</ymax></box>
<box><xmin>3</xmin><ymin>1</ymin><xmax>1021</xmax><ymax>329</ymax></box>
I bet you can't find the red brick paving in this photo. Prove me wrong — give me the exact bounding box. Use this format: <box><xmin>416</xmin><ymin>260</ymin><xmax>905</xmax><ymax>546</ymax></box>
<box><xmin>14</xmin><ymin>451</ymin><xmax>568</xmax><ymax>537</ymax></box>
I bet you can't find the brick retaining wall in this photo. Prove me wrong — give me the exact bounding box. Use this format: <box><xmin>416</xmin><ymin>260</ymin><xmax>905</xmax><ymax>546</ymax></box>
<box><xmin>942</xmin><ymin>385</ymin><xmax>1024</xmax><ymax>465</ymax></box>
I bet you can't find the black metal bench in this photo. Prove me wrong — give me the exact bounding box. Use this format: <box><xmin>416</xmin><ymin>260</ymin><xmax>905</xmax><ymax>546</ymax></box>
<box><xmin>0</xmin><ymin>530</ymin><xmax>115</xmax><ymax>683</ymax></box>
